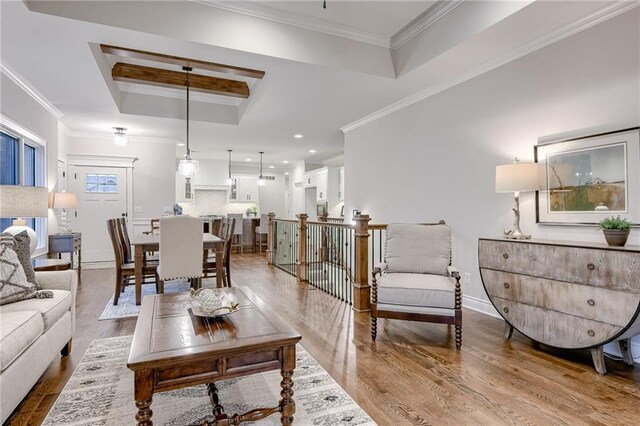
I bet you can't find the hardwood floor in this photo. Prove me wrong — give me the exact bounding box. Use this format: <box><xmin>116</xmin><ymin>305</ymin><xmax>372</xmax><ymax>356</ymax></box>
<box><xmin>6</xmin><ymin>253</ymin><xmax>640</xmax><ymax>425</ymax></box>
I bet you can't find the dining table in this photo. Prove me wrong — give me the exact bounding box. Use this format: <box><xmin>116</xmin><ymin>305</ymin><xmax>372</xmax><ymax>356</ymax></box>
<box><xmin>131</xmin><ymin>233</ymin><xmax>225</xmax><ymax>305</ymax></box>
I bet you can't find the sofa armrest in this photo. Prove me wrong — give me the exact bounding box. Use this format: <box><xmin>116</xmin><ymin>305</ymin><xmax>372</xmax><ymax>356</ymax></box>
<box><xmin>35</xmin><ymin>270</ymin><xmax>77</xmax><ymax>334</ymax></box>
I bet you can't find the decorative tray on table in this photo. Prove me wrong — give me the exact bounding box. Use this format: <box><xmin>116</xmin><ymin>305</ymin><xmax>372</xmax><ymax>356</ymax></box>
<box><xmin>188</xmin><ymin>288</ymin><xmax>240</xmax><ymax>318</ymax></box>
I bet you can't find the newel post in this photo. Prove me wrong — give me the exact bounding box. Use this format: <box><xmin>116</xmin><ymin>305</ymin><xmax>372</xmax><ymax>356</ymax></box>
<box><xmin>353</xmin><ymin>214</ymin><xmax>371</xmax><ymax>312</ymax></box>
<box><xmin>318</xmin><ymin>212</ymin><xmax>329</xmax><ymax>262</ymax></box>
<box><xmin>296</xmin><ymin>213</ymin><xmax>308</xmax><ymax>282</ymax></box>
<box><xmin>266</xmin><ymin>212</ymin><xmax>276</xmax><ymax>265</ymax></box>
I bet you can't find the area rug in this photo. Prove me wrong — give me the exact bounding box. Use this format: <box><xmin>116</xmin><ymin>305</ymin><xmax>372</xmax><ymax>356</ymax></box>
<box><xmin>42</xmin><ymin>336</ymin><xmax>376</xmax><ymax>426</ymax></box>
<box><xmin>98</xmin><ymin>281</ymin><xmax>192</xmax><ymax>320</ymax></box>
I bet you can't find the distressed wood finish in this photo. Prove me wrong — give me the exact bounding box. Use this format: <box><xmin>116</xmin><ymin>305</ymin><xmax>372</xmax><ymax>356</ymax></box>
<box><xmin>112</xmin><ymin>62</ymin><xmax>250</xmax><ymax>98</ymax></box>
<box><xmin>128</xmin><ymin>288</ymin><xmax>301</xmax><ymax>425</ymax></box>
<box><xmin>479</xmin><ymin>238</ymin><xmax>640</xmax><ymax>374</ymax></box>
<box><xmin>6</xmin><ymin>253</ymin><xmax>640</xmax><ymax>426</ymax></box>
<box><xmin>101</xmin><ymin>44</ymin><xmax>265</xmax><ymax>79</ymax></box>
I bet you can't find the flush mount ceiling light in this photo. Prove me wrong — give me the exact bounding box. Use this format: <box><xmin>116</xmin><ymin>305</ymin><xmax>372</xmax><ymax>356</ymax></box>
<box><xmin>294</xmin><ymin>134</ymin><xmax>303</xmax><ymax>139</ymax></box>
<box><xmin>226</xmin><ymin>149</ymin><xmax>233</xmax><ymax>185</ymax></box>
<box><xmin>177</xmin><ymin>66</ymin><xmax>199</xmax><ymax>177</ymax></box>
<box><xmin>258</xmin><ymin>151</ymin><xmax>266</xmax><ymax>186</ymax></box>
<box><xmin>283</xmin><ymin>160</ymin><xmax>289</xmax><ymax>164</ymax></box>
<box><xmin>113</xmin><ymin>127</ymin><xmax>128</xmax><ymax>146</ymax></box>
<box><xmin>245</xmin><ymin>158</ymin><xmax>252</xmax><ymax>162</ymax></box>
<box><xmin>309</xmin><ymin>149</ymin><xmax>316</xmax><ymax>153</ymax></box>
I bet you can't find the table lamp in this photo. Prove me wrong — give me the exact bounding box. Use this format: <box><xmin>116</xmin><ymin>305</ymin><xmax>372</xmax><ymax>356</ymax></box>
<box><xmin>495</xmin><ymin>158</ymin><xmax>541</xmax><ymax>240</ymax></box>
<box><xmin>52</xmin><ymin>192</ymin><xmax>77</xmax><ymax>234</ymax></box>
<box><xmin>0</xmin><ymin>185</ymin><xmax>49</xmax><ymax>253</ymax></box>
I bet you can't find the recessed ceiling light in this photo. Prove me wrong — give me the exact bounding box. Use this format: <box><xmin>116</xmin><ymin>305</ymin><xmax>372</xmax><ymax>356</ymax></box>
<box><xmin>284</xmin><ymin>172</ymin><xmax>289</xmax><ymax>175</ymax></box>
<box><xmin>309</xmin><ymin>149</ymin><xmax>316</xmax><ymax>153</ymax></box>
<box><xmin>177</xmin><ymin>142</ymin><xmax>185</xmax><ymax>147</ymax></box>
<box><xmin>245</xmin><ymin>158</ymin><xmax>252</xmax><ymax>162</ymax></box>
<box><xmin>294</xmin><ymin>134</ymin><xmax>303</xmax><ymax>139</ymax></box>
<box><xmin>269</xmin><ymin>165</ymin><xmax>275</xmax><ymax>169</ymax></box>
<box><xmin>283</xmin><ymin>160</ymin><xmax>289</xmax><ymax>164</ymax></box>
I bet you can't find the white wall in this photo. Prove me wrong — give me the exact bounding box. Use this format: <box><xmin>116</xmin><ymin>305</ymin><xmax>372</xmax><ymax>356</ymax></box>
<box><xmin>67</xmin><ymin>136</ymin><xmax>176</xmax><ymax>219</ymax></box>
<box><xmin>1</xmin><ymin>72</ymin><xmax>60</xmax><ymax>236</ymax></box>
<box><xmin>345</xmin><ymin>10</ymin><xmax>639</xmax><ymax>302</ymax></box>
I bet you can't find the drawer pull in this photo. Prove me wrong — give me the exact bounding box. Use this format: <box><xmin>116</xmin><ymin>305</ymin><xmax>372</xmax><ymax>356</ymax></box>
<box><xmin>503</xmin><ymin>282</ymin><xmax>510</xmax><ymax>289</ymax></box>
<box><xmin>503</xmin><ymin>253</ymin><xmax>509</xmax><ymax>259</ymax></box>
<box><xmin>503</xmin><ymin>307</ymin><xmax>509</xmax><ymax>314</ymax></box>
<box><xmin>587</xmin><ymin>329</ymin><xmax>595</xmax><ymax>337</ymax></box>
<box><xmin>587</xmin><ymin>263</ymin><xmax>595</xmax><ymax>271</ymax></box>
<box><xmin>587</xmin><ymin>299</ymin><xmax>595</xmax><ymax>306</ymax></box>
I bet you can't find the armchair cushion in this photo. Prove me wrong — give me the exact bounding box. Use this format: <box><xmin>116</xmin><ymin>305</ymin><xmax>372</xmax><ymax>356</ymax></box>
<box><xmin>377</xmin><ymin>272</ymin><xmax>456</xmax><ymax>309</ymax></box>
<box><xmin>385</xmin><ymin>224</ymin><xmax>451</xmax><ymax>275</ymax></box>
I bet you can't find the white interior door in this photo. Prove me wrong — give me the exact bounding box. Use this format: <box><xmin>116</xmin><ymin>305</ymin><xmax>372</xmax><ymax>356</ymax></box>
<box><xmin>68</xmin><ymin>165</ymin><xmax>128</xmax><ymax>262</ymax></box>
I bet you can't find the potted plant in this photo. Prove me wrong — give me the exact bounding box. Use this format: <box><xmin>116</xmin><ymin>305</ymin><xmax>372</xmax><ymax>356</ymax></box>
<box><xmin>599</xmin><ymin>216</ymin><xmax>632</xmax><ymax>247</ymax></box>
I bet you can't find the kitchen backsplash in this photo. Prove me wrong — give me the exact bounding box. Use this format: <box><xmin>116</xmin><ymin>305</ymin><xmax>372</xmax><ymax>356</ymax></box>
<box><xmin>180</xmin><ymin>190</ymin><xmax>258</xmax><ymax>216</ymax></box>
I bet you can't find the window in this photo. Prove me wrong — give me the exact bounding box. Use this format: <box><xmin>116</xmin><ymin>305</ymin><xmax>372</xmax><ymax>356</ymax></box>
<box><xmin>85</xmin><ymin>173</ymin><xmax>118</xmax><ymax>193</ymax></box>
<box><xmin>0</xmin><ymin>126</ymin><xmax>47</xmax><ymax>256</ymax></box>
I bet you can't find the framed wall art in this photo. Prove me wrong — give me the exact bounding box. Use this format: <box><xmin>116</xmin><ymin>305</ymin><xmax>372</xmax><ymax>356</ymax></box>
<box><xmin>535</xmin><ymin>127</ymin><xmax>639</xmax><ymax>225</ymax></box>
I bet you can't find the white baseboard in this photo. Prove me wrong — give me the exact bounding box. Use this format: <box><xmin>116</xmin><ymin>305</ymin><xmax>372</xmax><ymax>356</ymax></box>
<box><xmin>463</xmin><ymin>295</ymin><xmax>640</xmax><ymax>363</ymax></box>
<box><xmin>462</xmin><ymin>295</ymin><xmax>500</xmax><ymax>319</ymax></box>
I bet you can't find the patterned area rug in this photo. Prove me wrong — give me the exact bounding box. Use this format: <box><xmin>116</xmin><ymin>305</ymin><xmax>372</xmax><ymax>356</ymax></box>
<box><xmin>42</xmin><ymin>336</ymin><xmax>375</xmax><ymax>426</ymax></box>
<box><xmin>98</xmin><ymin>281</ymin><xmax>193</xmax><ymax>320</ymax></box>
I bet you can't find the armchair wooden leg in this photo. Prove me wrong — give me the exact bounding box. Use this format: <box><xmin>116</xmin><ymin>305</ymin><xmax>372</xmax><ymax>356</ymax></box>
<box><xmin>455</xmin><ymin>325</ymin><xmax>462</xmax><ymax>350</ymax></box>
<box><xmin>371</xmin><ymin>316</ymin><xmax>377</xmax><ymax>341</ymax></box>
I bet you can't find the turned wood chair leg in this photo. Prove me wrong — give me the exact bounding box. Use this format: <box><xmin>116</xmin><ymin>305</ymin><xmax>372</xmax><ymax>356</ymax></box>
<box><xmin>455</xmin><ymin>324</ymin><xmax>462</xmax><ymax>350</ymax></box>
<box><xmin>371</xmin><ymin>316</ymin><xmax>377</xmax><ymax>341</ymax></box>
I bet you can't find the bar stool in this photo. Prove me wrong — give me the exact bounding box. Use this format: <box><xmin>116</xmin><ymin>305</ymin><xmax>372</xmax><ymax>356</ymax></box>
<box><xmin>255</xmin><ymin>213</ymin><xmax>269</xmax><ymax>253</ymax></box>
<box><xmin>228</xmin><ymin>213</ymin><xmax>244</xmax><ymax>253</ymax></box>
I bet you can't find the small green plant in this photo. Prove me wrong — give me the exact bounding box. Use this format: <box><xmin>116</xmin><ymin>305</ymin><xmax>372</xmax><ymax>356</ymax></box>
<box><xmin>599</xmin><ymin>215</ymin><xmax>632</xmax><ymax>231</ymax></box>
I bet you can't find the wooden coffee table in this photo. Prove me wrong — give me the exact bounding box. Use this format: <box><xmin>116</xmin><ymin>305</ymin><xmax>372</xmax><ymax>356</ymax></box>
<box><xmin>127</xmin><ymin>287</ymin><xmax>302</xmax><ymax>425</ymax></box>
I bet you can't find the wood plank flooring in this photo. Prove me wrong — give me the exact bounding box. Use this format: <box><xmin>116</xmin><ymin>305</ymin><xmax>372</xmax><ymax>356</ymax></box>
<box><xmin>6</xmin><ymin>253</ymin><xmax>640</xmax><ymax>425</ymax></box>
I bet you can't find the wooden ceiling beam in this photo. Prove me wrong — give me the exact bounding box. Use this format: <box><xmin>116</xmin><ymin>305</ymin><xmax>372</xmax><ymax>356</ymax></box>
<box><xmin>101</xmin><ymin>44</ymin><xmax>265</xmax><ymax>80</ymax></box>
<box><xmin>111</xmin><ymin>62</ymin><xmax>250</xmax><ymax>98</ymax></box>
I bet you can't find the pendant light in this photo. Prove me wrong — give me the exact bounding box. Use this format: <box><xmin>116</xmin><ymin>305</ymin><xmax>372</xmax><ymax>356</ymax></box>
<box><xmin>178</xmin><ymin>66</ymin><xmax>199</xmax><ymax>177</ymax></box>
<box><xmin>226</xmin><ymin>149</ymin><xmax>233</xmax><ymax>185</ymax></box>
<box><xmin>113</xmin><ymin>127</ymin><xmax>128</xmax><ymax>146</ymax></box>
<box><xmin>257</xmin><ymin>151</ymin><xmax>266</xmax><ymax>186</ymax></box>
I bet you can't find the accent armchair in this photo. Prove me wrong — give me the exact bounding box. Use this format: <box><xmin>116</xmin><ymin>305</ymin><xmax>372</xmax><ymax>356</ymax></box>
<box><xmin>371</xmin><ymin>221</ymin><xmax>462</xmax><ymax>349</ymax></box>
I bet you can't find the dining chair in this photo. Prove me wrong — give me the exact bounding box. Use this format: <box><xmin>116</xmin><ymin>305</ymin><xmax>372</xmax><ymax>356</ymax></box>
<box><xmin>255</xmin><ymin>213</ymin><xmax>269</xmax><ymax>253</ymax></box>
<box><xmin>203</xmin><ymin>217</ymin><xmax>235</xmax><ymax>286</ymax></box>
<box><xmin>106</xmin><ymin>219</ymin><xmax>159</xmax><ymax>305</ymax></box>
<box><xmin>228</xmin><ymin>213</ymin><xmax>244</xmax><ymax>253</ymax></box>
<box><xmin>158</xmin><ymin>215</ymin><xmax>204</xmax><ymax>292</ymax></box>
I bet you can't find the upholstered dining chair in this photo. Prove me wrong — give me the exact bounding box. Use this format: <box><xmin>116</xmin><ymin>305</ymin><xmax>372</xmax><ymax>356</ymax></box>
<box><xmin>106</xmin><ymin>219</ymin><xmax>158</xmax><ymax>305</ymax></box>
<box><xmin>255</xmin><ymin>213</ymin><xmax>269</xmax><ymax>253</ymax></box>
<box><xmin>228</xmin><ymin>213</ymin><xmax>244</xmax><ymax>253</ymax></box>
<box><xmin>371</xmin><ymin>221</ymin><xmax>462</xmax><ymax>349</ymax></box>
<box><xmin>158</xmin><ymin>216</ymin><xmax>204</xmax><ymax>292</ymax></box>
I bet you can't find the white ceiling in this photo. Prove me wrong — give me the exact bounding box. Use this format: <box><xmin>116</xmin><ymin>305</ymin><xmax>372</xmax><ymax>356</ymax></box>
<box><xmin>1</xmin><ymin>1</ymin><xmax>627</xmax><ymax>166</ymax></box>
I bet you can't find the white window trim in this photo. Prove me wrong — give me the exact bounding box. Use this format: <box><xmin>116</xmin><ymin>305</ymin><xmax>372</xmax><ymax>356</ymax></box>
<box><xmin>1</xmin><ymin>114</ymin><xmax>49</xmax><ymax>258</ymax></box>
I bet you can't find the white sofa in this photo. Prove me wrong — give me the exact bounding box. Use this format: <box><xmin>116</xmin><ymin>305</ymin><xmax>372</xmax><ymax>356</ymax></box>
<box><xmin>0</xmin><ymin>269</ymin><xmax>77</xmax><ymax>423</ymax></box>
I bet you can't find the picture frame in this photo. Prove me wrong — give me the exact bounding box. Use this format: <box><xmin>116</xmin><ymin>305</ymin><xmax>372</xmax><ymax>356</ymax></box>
<box><xmin>535</xmin><ymin>127</ymin><xmax>640</xmax><ymax>226</ymax></box>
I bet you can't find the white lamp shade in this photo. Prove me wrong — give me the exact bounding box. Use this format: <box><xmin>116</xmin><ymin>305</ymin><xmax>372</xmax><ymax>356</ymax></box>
<box><xmin>178</xmin><ymin>158</ymin><xmax>199</xmax><ymax>177</ymax></box>
<box><xmin>496</xmin><ymin>163</ymin><xmax>542</xmax><ymax>193</ymax></box>
<box><xmin>0</xmin><ymin>185</ymin><xmax>48</xmax><ymax>218</ymax></box>
<box><xmin>52</xmin><ymin>192</ymin><xmax>78</xmax><ymax>209</ymax></box>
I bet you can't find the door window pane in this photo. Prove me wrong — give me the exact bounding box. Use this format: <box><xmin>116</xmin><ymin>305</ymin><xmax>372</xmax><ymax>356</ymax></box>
<box><xmin>86</xmin><ymin>173</ymin><xmax>117</xmax><ymax>193</ymax></box>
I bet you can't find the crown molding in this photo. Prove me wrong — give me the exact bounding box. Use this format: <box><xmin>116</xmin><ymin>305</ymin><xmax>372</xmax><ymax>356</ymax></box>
<box><xmin>391</xmin><ymin>0</ymin><xmax>465</xmax><ymax>49</ymax></box>
<box><xmin>342</xmin><ymin>0</ymin><xmax>639</xmax><ymax>134</ymax></box>
<box><xmin>0</xmin><ymin>63</ymin><xmax>63</xmax><ymax>120</ymax></box>
<box><xmin>67</xmin><ymin>153</ymin><xmax>138</xmax><ymax>168</ymax></box>
<box><xmin>65</xmin><ymin>129</ymin><xmax>178</xmax><ymax>145</ymax></box>
<box><xmin>193</xmin><ymin>0</ymin><xmax>390</xmax><ymax>48</ymax></box>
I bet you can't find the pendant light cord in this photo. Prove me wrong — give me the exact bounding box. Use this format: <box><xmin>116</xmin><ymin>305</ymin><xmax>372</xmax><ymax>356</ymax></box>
<box><xmin>259</xmin><ymin>151</ymin><xmax>264</xmax><ymax>179</ymax></box>
<box><xmin>186</xmin><ymin>70</ymin><xmax>190</xmax><ymax>159</ymax></box>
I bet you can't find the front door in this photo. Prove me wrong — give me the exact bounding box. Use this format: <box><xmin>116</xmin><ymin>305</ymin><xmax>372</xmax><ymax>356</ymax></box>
<box><xmin>68</xmin><ymin>165</ymin><xmax>128</xmax><ymax>262</ymax></box>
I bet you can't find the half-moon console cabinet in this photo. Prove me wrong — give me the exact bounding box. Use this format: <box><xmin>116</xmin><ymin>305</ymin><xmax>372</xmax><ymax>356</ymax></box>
<box><xmin>478</xmin><ymin>238</ymin><xmax>640</xmax><ymax>374</ymax></box>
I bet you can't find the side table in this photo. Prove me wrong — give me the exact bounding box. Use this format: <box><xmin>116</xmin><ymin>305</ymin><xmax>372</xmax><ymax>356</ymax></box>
<box><xmin>32</xmin><ymin>258</ymin><xmax>72</xmax><ymax>271</ymax></box>
<box><xmin>48</xmin><ymin>233</ymin><xmax>82</xmax><ymax>271</ymax></box>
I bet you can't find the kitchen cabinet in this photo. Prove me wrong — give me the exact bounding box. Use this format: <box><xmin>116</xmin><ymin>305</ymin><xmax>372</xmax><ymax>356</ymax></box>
<box><xmin>316</xmin><ymin>169</ymin><xmax>328</xmax><ymax>202</ymax></box>
<box><xmin>175</xmin><ymin>173</ymin><xmax>194</xmax><ymax>202</ymax></box>
<box><xmin>303</xmin><ymin>172</ymin><xmax>317</xmax><ymax>188</ymax></box>
<box><xmin>229</xmin><ymin>176</ymin><xmax>259</xmax><ymax>202</ymax></box>
<box><xmin>339</xmin><ymin>167</ymin><xmax>344</xmax><ymax>201</ymax></box>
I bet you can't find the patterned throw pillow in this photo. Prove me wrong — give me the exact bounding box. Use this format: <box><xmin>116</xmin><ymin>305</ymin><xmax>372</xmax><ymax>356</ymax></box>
<box><xmin>2</xmin><ymin>231</ymin><xmax>39</xmax><ymax>289</ymax></box>
<box><xmin>0</xmin><ymin>237</ymin><xmax>38</xmax><ymax>305</ymax></box>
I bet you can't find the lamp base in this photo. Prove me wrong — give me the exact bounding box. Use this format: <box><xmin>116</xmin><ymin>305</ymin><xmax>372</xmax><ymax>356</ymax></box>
<box><xmin>3</xmin><ymin>225</ymin><xmax>37</xmax><ymax>254</ymax></box>
<box><xmin>504</xmin><ymin>230</ymin><xmax>532</xmax><ymax>240</ymax></box>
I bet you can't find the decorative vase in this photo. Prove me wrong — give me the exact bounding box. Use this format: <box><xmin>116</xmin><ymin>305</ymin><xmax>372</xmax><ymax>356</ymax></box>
<box><xmin>602</xmin><ymin>229</ymin><xmax>630</xmax><ymax>247</ymax></box>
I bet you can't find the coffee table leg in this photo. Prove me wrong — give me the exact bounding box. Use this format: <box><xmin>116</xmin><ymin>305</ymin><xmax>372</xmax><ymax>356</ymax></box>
<box><xmin>280</xmin><ymin>345</ymin><xmax>296</xmax><ymax>425</ymax></box>
<box><xmin>135</xmin><ymin>370</ymin><xmax>153</xmax><ymax>426</ymax></box>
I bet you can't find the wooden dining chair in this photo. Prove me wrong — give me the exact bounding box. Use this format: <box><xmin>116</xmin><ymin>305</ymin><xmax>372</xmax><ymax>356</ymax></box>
<box><xmin>204</xmin><ymin>217</ymin><xmax>235</xmax><ymax>286</ymax></box>
<box><xmin>157</xmin><ymin>216</ymin><xmax>204</xmax><ymax>291</ymax></box>
<box><xmin>107</xmin><ymin>219</ymin><xmax>159</xmax><ymax>305</ymax></box>
<box><xmin>228</xmin><ymin>213</ymin><xmax>244</xmax><ymax>253</ymax></box>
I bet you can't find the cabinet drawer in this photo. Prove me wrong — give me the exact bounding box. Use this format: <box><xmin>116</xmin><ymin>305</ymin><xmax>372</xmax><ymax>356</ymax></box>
<box><xmin>492</xmin><ymin>297</ymin><xmax>623</xmax><ymax>349</ymax></box>
<box><xmin>481</xmin><ymin>269</ymin><xmax>639</xmax><ymax>327</ymax></box>
<box><xmin>479</xmin><ymin>240</ymin><xmax>640</xmax><ymax>291</ymax></box>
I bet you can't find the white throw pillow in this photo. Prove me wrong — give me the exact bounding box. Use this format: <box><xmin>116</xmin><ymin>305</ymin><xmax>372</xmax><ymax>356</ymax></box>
<box><xmin>385</xmin><ymin>223</ymin><xmax>451</xmax><ymax>275</ymax></box>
